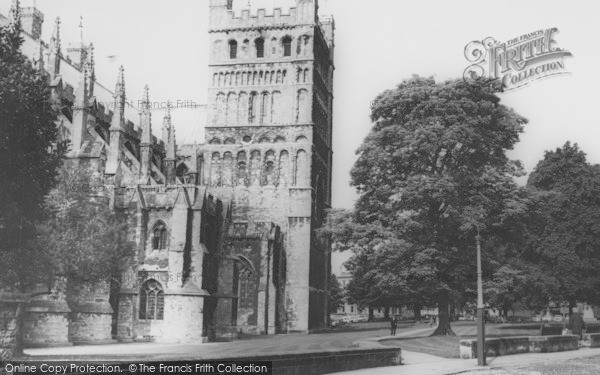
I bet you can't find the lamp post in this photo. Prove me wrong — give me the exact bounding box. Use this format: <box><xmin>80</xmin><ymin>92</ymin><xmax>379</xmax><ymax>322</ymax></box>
<box><xmin>475</xmin><ymin>226</ymin><xmax>486</xmax><ymax>366</ymax></box>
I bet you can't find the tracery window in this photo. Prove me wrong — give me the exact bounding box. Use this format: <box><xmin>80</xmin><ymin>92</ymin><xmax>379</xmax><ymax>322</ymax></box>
<box><xmin>139</xmin><ymin>280</ymin><xmax>164</xmax><ymax>320</ymax></box>
<box><xmin>152</xmin><ymin>221</ymin><xmax>168</xmax><ymax>251</ymax></box>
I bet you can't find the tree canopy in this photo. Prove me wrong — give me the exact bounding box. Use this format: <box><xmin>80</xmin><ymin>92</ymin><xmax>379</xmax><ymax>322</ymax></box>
<box><xmin>326</xmin><ymin>76</ymin><xmax>528</xmax><ymax>335</ymax></box>
<box><xmin>523</xmin><ymin>142</ymin><xmax>600</xmax><ymax>307</ymax></box>
<box><xmin>0</xmin><ymin>12</ymin><xmax>65</xmax><ymax>289</ymax></box>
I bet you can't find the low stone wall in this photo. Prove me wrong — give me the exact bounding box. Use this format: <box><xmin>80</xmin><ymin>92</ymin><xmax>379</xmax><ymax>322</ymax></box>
<box><xmin>460</xmin><ymin>335</ymin><xmax>579</xmax><ymax>359</ymax></box>
<box><xmin>16</xmin><ymin>345</ymin><xmax>401</xmax><ymax>375</ymax></box>
<box><xmin>582</xmin><ymin>333</ymin><xmax>600</xmax><ymax>348</ymax></box>
<box><xmin>223</xmin><ymin>346</ymin><xmax>401</xmax><ymax>375</ymax></box>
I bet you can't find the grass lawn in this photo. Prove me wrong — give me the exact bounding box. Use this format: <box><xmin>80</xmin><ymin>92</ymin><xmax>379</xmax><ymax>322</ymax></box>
<box><xmin>381</xmin><ymin>323</ymin><xmax>541</xmax><ymax>359</ymax></box>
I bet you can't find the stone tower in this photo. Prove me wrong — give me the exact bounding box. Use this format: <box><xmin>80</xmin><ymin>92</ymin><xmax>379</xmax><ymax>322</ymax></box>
<box><xmin>205</xmin><ymin>0</ymin><xmax>334</xmax><ymax>332</ymax></box>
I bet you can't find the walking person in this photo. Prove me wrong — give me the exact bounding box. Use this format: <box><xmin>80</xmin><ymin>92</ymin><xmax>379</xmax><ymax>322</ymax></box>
<box><xmin>429</xmin><ymin>315</ymin><xmax>435</xmax><ymax>327</ymax></box>
<box><xmin>390</xmin><ymin>317</ymin><xmax>398</xmax><ymax>336</ymax></box>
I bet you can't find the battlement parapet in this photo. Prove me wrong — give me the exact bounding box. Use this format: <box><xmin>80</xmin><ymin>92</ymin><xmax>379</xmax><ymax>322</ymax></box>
<box><xmin>210</xmin><ymin>0</ymin><xmax>318</xmax><ymax>31</ymax></box>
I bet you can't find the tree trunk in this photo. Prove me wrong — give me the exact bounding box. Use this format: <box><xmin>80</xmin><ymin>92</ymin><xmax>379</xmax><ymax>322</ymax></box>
<box><xmin>413</xmin><ymin>306</ymin><xmax>422</xmax><ymax>322</ymax></box>
<box><xmin>431</xmin><ymin>292</ymin><xmax>455</xmax><ymax>336</ymax></box>
<box><xmin>368</xmin><ymin>307</ymin><xmax>374</xmax><ymax>322</ymax></box>
<box><xmin>384</xmin><ymin>306</ymin><xmax>390</xmax><ymax>319</ymax></box>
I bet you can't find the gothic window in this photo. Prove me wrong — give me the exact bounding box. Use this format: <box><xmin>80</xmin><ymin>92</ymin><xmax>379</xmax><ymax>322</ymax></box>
<box><xmin>255</xmin><ymin>38</ymin><xmax>265</xmax><ymax>58</ymax></box>
<box><xmin>260</xmin><ymin>92</ymin><xmax>270</xmax><ymax>124</ymax></box>
<box><xmin>239</xmin><ymin>271</ymin><xmax>253</xmax><ymax>309</ymax></box>
<box><xmin>282</xmin><ymin>36</ymin><xmax>292</xmax><ymax>57</ymax></box>
<box><xmin>229</xmin><ymin>40</ymin><xmax>238</xmax><ymax>59</ymax></box>
<box><xmin>248</xmin><ymin>92</ymin><xmax>259</xmax><ymax>124</ymax></box>
<box><xmin>237</xmin><ymin>151</ymin><xmax>248</xmax><ymax>187</ymax></box>
<box><xmin>139</xmin><ymin>280</ymin><xmax>164</xmax><ymax>320</ymax></box>
<box><xmin>151</xmin><ymin>221</ymin><xmax>168</xmax><ymax>251</ymax></box>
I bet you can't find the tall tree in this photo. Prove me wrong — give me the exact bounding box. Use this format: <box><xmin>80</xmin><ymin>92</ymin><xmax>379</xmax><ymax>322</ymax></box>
<box><xmin>523</xmin><ymin>142</ymin><xmax>600</xmax><ymax>308</ymax></box>
<box><xmin>328</xmin><ymin>273</ymin><xmax>345</xmax><ymax>314</ymax></box>
<box><xmin>0</xmin><ymin>5</ymin><xmax>66</xmax><ymax>290</ymax></box>
<box><xmin>346</xmin><ymin>76</ymin><xmax>527</xmax><ymax>335</ymax></box>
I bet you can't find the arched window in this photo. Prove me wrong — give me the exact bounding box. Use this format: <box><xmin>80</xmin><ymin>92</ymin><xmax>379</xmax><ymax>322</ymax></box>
<box><xmin>255</xmin><ymin>38</ymin><xmax>265</xmax><ymax>58</ymax></box>
<box><xmin>139</xmin><ymin>280</ymin><xmax>164</xmax><ymax>320</ymax></box>
<box><xmin>152</xmin><ymin>221</ymin><xmax>168</xmax><ymax>251</ymax></box>
<box><xmin>282</xmin><ymin>36</ymin><xmax>292</xmax><ymax>57</ymax></box>
<box><xmin>229</xmin><ymin>40</ymin><xmax>238</xmax><ymax>59</ymax></box>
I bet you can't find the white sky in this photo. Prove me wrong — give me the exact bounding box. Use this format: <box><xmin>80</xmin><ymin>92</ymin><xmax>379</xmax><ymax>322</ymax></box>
<box><xmin>2</xmin><ymin>0</ymin><xmax>600</xmax><ymax>272</ymax></box>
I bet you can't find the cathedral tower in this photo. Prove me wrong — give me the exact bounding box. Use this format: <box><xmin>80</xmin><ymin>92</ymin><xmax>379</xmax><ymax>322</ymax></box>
<box><xmin>205</xmin><ymin>0</ymin><xmax>334</xmax><ymax>332</ymax></box>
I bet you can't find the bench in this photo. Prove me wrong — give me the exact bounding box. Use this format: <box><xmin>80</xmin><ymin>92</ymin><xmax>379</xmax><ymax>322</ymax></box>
<box><xmin>540</xmin><ymin>325</ymin><xmax>563</xmax><ymax>336</ymax></box>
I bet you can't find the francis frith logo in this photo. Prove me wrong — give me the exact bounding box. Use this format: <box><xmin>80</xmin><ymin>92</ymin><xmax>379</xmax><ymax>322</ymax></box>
<box><xmin>464</xmin><ymin>28</ymin><xmax>573</xmax><ymax>90</ymax></box>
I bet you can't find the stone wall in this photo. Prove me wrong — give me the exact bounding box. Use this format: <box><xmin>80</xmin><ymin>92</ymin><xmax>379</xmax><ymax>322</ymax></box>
<box><xmin>582</xmin><ymin>333</ymin><xmax>600</xmax><ymax>348</ymax></box>
<box><xmin>224</xmin><ymin>346</ymin><xmax>401</xmax><ymax>375</ymax></box>
<box><xmin>66</xmin><ymin>277</ymin><xmax>114</xmax><ymax>345</ymax></box>
<box><xmin>22</xmin><ymin>277</ymin><xmax>71</xmax><ymax>347</ymax></box>
<box><xmin>460</xmin><ymin>335</ymin><xmax>580</xmax><ymax>359</ymax></box>
<box><xmin>0</xmin><ymin>293</ymin><xmax>29</xmax><ymax>361</ymax></box>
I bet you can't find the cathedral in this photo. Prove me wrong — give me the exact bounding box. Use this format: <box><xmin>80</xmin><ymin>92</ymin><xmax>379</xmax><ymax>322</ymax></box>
<box><xmin>1</xmin><ymin>0</ymin><xmax>334</xmax><ymax>345</ymax></box>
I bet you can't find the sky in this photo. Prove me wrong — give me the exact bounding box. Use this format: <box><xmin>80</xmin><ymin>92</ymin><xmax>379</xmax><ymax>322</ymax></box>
<box><xmin>2</xmin><ymin>0</ymin><xmax>600</xmax><ymax>272</ymax></box>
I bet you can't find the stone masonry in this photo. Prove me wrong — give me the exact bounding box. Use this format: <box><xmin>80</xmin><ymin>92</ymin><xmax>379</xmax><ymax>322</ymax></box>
<box><xmin>1</xmin><ymin>0</ymin><xmax>334</xmax><ymax>346</ymax></box>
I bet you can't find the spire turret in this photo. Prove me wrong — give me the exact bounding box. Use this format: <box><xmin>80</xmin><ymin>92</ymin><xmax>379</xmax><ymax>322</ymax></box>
<box><xmin>106</xmin><ymin>66</ymin><xmax>127</xmax><ymax>177</ymax></box>
<box><xmin>140</xmin><ymin>85</ymin><xmax>152</xmax><ymax>144</ymax></box>
<box><xmin>110</xmin><ymin>65</ymin><xmax>126</xmax><ymax>131</ymax></box>
<box><xmin>139</xmin><ymin>85</ymin><xmax>154</xmax><ymax>183</ymax></box>
<box><xmin>8</xmin><ymin>0</ymin><xmax>21</xmax><ymax>33</ymax></box>
<box><xmin>35</xmin><ymin>39</ymin><xmax>44</xmax><ymax>71</ymax></box>
<box><xmin>47</xmin><ymin>17</ymin><xmax>61</xmax><ymax>76</ymax></box>
<box><xmin>164</xmin><ymin>104</ymin><xmax>177</xmax><ymax>184</ymax></box>
<box><xmin>85</xmin><ymin>43</ymin><xmax>95</xmax><ymax>95</ymax></box>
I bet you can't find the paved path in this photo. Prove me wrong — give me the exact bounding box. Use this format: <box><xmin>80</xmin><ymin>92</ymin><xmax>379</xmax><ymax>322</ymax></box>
<box><xmin>23</xmin><ymin>324</ymin><xmax>422</xmax><ymax>361</ymax></box>
<box><xmin>332</xmin><ymin>347</ymin><xmax>600</xmax><ymax>375</ymax></box>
